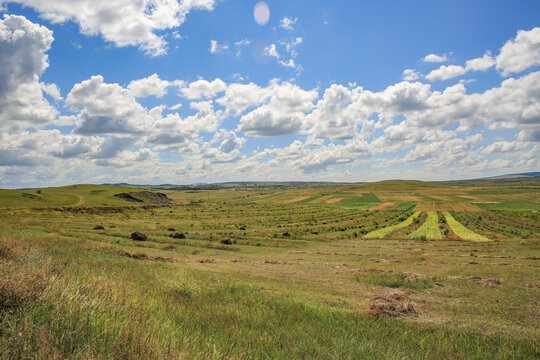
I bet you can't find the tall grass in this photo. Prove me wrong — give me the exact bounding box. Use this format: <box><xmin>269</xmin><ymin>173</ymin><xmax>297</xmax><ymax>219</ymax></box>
<box><xmin>407</xmin><ymin>212</ymin><xmax>441</xmax><ymax>240</ymax></box>
<box><xmin>443</xmin><ymin>211</ymin><xmax>491</xmax><ymax>242</ymax></box>
<box><xmin>0</xmin><ymin>234</ymin><xmax>536</xmax><ymax>359</ymax></box>
<box><xmin>364</xmin><ymin>212</ymin><xmax>420</xmax><ymax>239</ymax></box>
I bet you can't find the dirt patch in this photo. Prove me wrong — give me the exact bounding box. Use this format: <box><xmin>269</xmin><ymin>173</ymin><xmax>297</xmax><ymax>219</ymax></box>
<box><xmin>324</xmin><ymin>197</ymin><xmax>343</xmax><ymax>204</ymax></box>
<box><xmin>122</xmin><ymin>251</ymin><xmax>176</xmax><ymax>263</ymax></box>
<box><xmin>414</xmin><ymin>201</ymin><xmax>484</xmax><ymax>212</ymax></box>
<box><xmin>368</xmin><ymin>289</ymin><xmax>422</xmax><ymax>317</ymax></box>
<box><xmin>114</xmin><ymin>191</ymin><xmax>172</xmax><ymax>204</ymax></box>
<box><xmin>131</xmin><ymin>232</ymin><xmax>147</xmax><ymax>241</ymax></box>
<box><xmin>366</xmin><ymin>202</ymin><xmax>395</xmax><ymax>211</ymax></box>
<box><xmin>284</xmin><ymin>196</ymin><xmax>311</xmax><ymax>204</ymax></box>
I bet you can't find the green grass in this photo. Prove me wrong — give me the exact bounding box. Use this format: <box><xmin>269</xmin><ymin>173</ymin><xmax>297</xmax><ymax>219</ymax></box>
<box><xmin>1</xmin><ymin>233</ymin><xmax>538</xmax><ymax>359</ymax></box>
<box><xmin>407</xmin><ymin>212</ymin><xmax>441</xmax><ymax>240</ymax></box>
<box><xmin>0</xmin><ymin>182</ymin><xmax>539</xmax><ymax>358</ymax></box>
<box><xmin>443</xmin><ymin>211</ymin><xmax>491</xmax><ymax>242</ymax></box>
<box><xmin>473</xmin><ymin>201</ymin><xmax>540</xmax><ymax>211</ymax></box>
<box><xmin>0</xmin><ymin>184</ymin><xmax>166</xmax><ymax>207</ymax></box>
<box><xmin>364</xmin><ymin>212</ymin><xmax>420</xmax><ymax>239</ymax></box>
<box><xmin>337</xmin><ymin>193</ymin><xmax>381</xmax><ymax>209</ymax></box>
<box><xmin>354</xmin><ymin>272</ymin><xmax>435</xmax><ymax>290</ymax></box>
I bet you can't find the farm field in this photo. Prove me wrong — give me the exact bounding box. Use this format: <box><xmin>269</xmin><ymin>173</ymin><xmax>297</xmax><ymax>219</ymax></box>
<box><xmin>0</xmin><ymin>179</ymin><xmax>539</xmax><ymax>359</ymax></box>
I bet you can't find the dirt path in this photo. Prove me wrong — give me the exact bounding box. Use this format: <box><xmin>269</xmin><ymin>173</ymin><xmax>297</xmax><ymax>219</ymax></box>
<box><xmin>60</xmin><ymin>193</ymin><xmax>84</xmax><ymax>206</ymax></box>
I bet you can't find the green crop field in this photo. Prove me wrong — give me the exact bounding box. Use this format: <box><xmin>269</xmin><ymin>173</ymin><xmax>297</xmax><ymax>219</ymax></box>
<box><xmin>407</xmin><ymin>211</ymin><xmax>442</xmax><ymax>240</ymax></box>
<box><xmin>0</xmin><ymin>179</ymin><xmax>539</xmax><ymax>359</ymax></box>
<box><xmin>443</xmin><ymin>211</ymin><xmax>491</xmax><ymax>242</ymax></box>
<box><xmin>363</xmin><ymin>212</ymin><xmax>420</xmax><ymax>239</ymax></box>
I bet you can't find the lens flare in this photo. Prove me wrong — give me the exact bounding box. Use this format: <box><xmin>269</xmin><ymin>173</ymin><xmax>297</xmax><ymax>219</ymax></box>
<box><xmin>254</xmin><ymin>2</ymin><xmax>270</xmax><ymax>26</ymax></box>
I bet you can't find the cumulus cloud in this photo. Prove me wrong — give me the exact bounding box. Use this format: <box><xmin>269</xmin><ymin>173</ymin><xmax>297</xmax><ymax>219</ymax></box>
<box><xmin>181</xmin><ymin>78</ymin><xmax>227</xmax><ymax>99</ymax></box>
<box><xmin>40</xmin><ymin>82</ymin><xmax>62</xmax><ymax>100</ymax></box>
<box><xmin>465</xmin><ymin>51</ymin><xmax>495</xmax><ymax>72</ymax></box>
<box><xmin>402</xmin><ymin>69</ymin><xmax>421</xmax><ymax>81</ymax></box>
<box><xmin>217</xmin><ymin>82</ymin><xmax>270</xmax><ymax>115</ymax></box>
<box><xmin>426</xmin><ymin>65</ymin><xmax>466</xmax><ymax>81</ymax></box>
<box><xmin>496</xmin><ymin>27</ymin><xmax>540</xmax><ymax>76</ymax></box>
<box><xmin>481</xmin><ymin>141</ymin><xmax>522</xmax><ymax>154</ymax></box>
<box><xmin>0</xmin><ymin>14</ymin><xmax>57</xmax><ymax>129</ymax></box>
<box><xmin>5</xmin><ymin>0</ymin><xmax>218</xmax><ymax>56</ymax></box>
<box><xmin>67</xmin><ymin>75</ymin><xmax>157</xmax><ymax>135</ymax></box>
<box><xmin>422</xmin><ymin>53</ymin><xmax>448</xmax><ymax>63</ymax></box>
<box><xmin>279</xmin><ymin>16</ymin><xmax>297</xmax><ymax>31</ymax></box>
<box><xmin>264</xmin><ymin>43</ymin><xmax>279</xmax><ymax>58</ymax></box>
<box><xmin>237</xmin><ymin>81</ymin><xmax>318</xmax><ymax>136</ymax></box>
<box><xmin>209</xmin><ymin>39</ymin><xmax>228</xmax><ymax>54</ymax></box>
<box><xmin>128</xmin><ymin>73</ymin><xmax>183</xmax><ymax>98</ymax></box>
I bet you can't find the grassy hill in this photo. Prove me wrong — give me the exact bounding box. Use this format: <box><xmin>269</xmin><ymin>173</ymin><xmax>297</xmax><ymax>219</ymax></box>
<box><xmin>0</xmin><ymin>184</ymin><xmax>172</xmax><ymax>207</ymax></box>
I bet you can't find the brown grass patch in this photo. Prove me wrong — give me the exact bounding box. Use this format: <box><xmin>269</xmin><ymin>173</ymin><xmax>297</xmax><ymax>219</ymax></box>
<box><xmin>284</xmin><ymin>196</ymin><xmax>311</xmax><ymax>204</ymax></box>
<box><xmin>324</xmin><ymin>197</ymin><xmax>343</xmax><ymax>204</ymax></box>
<box><xmin>0</xmin><ymin>235</ymin><xmax>50</xmax><ymax>312</ymax></box>
<box><xmin>414</xmin><ymin>202</ymin><xmax>484</xmax><ymax>212</ymax></box>
<box><xmin>366</xmin><ymin>202</ymin><xmax>395</xmax><ymax>211</ymax></box>
<box><xmin>368</xmin><ymin>289</ymin><xmax>422</xmax><ymax>317</ymax></box>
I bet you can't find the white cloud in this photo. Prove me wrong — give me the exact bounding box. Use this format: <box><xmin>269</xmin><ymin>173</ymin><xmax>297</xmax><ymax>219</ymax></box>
<box><xmin>237</xmin><ymin>81</ymin><xmax>318</xmax><ymax>136</ymax></box>
<box><xmin>209</xmin><ymin>39</ymin><xmax>228</xmax><ymax>54</ymax></box>
<box><xmin>482</xmin><ymin>141</ymin><xmax>521</xmax><ymax>154</ymax></box>
<box><xmin>401</xmin><ymin>69</ymin><xmax>421</xmax><ymax>81</ymax></box>
<box><xmin>217</xmin><ymin>82</ymin><xmax>270</xmax><ymax>115</ymax></box>
<box><xmin>496</xmin><ymin>27</ymin><xmax>540</xmax><ymax>76</ymax></box>
<box><xmin>181</xmin><ymin>78</ymin><xmax>227</xmax><ymax>99</ymax></box>
<box><xmin>307</xmin><ymin>84</ymin><xmax>364</xmax><ymax>140</ymax></box>
<box><xmin>40</xmin><ymin>82</ymin><xmax>62</xmax><ymax>100</ymax></box>
<box><xmin>0</xmin><ymin>14</ymin><xmax>57</xmax><ymax>129</ymax></box>
<box><xmin>6</xmin><ymin>0</ymin><xmax>218</xmax><ymax>56</ymax></box>
<box><xmin>234</xmin><ymin>39</ymin><xmax>250</xmax><ymax>57</ymax></box>
<box><xmin>67</xmin><ymin>75</ymin><xmax>156</xmax><ymax>135</ymax></box>
<box><xmin>279</xmin><ymin>59</ymin><xmax>296</xmax><ymax>68</ymax></box>
<box><xmin>465</xmin><ymin>51</ymin><xmax>495</xmax><ymax>72</ymax></box>
<box><xmin>423</xmin><ymin>53</ymin><xmax>448</xmax><ymax>63</ymax></box>
<box><xmin>264</xmin><ymin>43</ymin><xmax>279</xmax><ymax>58</ymax></box>
<box><xmin>280</xmin><ymin>37</ymin><xmax>303</xmax><ymax>58</ymax></box>
<box><xmin>279</xmin><ymin>16</ymin><xmax>297</xmax><ymax>31</ymax></box>
<box><xmin>426</xmin><ymin>65</ymin><xmax>466</xmax><ymax>81</ymax></box>
<box><xmin>128</xmin><ymin>73</ymin><xmax>183</xmax><ymax>98</ymax></box>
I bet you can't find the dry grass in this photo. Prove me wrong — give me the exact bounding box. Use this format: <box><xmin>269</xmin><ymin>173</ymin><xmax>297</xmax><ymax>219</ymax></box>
<box><xmin>0</xmin><ymin>235</ymin><xmax>50</xmax><ymax>312</ymax></box>
<box><xmin>368</xmin><ymin>289</ymin><xmax>422</xmax><ymax>317</ymax></box>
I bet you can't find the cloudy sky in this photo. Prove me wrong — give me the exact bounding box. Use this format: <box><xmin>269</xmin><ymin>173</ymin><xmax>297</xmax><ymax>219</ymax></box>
<box><xmin>0</xmin><ymin>0</ymin><xmax>539</xmax><ymax>187</ymax></box>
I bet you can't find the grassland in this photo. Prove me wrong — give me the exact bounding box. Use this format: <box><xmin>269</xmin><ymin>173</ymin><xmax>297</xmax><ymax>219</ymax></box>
<box><xmin>407</xmin><ymin>211</ymin><xmax>442</xmax><ymax>240</ymax></box>
<box><xmin>0</xmin><ymin>179</ymin><xmax>539</xmax><ymax>359</ymax></box>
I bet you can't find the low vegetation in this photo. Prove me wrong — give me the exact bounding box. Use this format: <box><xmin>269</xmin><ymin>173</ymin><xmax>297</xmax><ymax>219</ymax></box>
<box><xmin>407</xmin><ymin>211</ymin><xmax>441</xmax><ymax>240</ymax></box>
<box><xmin>443</xmin><ymin>211</ymin><xmax>491</xmax><ymax>242</ymax></box>
<box><xmin>364</xmin><ymin>212</ymin><xmax>420</xmax><ymax>239</ymax></box>
<box><xmin>0</xmin><ymin>179</ymin><xmax>538</xmax><ymax>358</ymax></box>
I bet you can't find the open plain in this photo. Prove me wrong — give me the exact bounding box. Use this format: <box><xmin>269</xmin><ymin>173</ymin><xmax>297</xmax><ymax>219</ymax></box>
<box><xmin>0</xmin><ymin>179</ymin><xmax>539</xmax><ymax>359</ymax></box>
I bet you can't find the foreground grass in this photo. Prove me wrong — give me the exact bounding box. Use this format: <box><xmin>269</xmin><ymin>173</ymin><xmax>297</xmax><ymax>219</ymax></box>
<box><xmin>443</xmin><ymin>211</ymin><xmax>491</xmax><ymax>242</ymax></box>
<box><xmin>407</xmin><ymin>211</ymin><xmax>441</xmax><ymax>240</ymax></box>
<box><xmin>364</xmin><ymin>212</ymin><xmax>420</xmax><ymax>239</ymax></box>
<box><xmin>1</xmin><ymin>234</ymin><xmax>538</xmax><ymax>359</ymax></box>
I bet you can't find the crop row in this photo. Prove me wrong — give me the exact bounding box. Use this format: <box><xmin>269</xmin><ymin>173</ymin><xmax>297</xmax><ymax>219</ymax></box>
<box><xmin>407</xmin><ymin>212</ymin><xmax>441</xmax><ymax>240</ymax></box>
<box><xmin>363</xmin><ymin>212</ymin><xmax>420</xmax><ymax>239</ymax></box>
<box><xmin>443</xmin><ymin>212</ymin><xmax>490</xmax><ymax>242</ymax></box>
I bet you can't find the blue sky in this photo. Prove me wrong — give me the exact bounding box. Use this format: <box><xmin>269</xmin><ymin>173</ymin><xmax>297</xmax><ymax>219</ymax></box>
<box><xmin>0</xmin><ymin>0</ymin><xmax>539</xmax><ymax>187</ymax></box>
